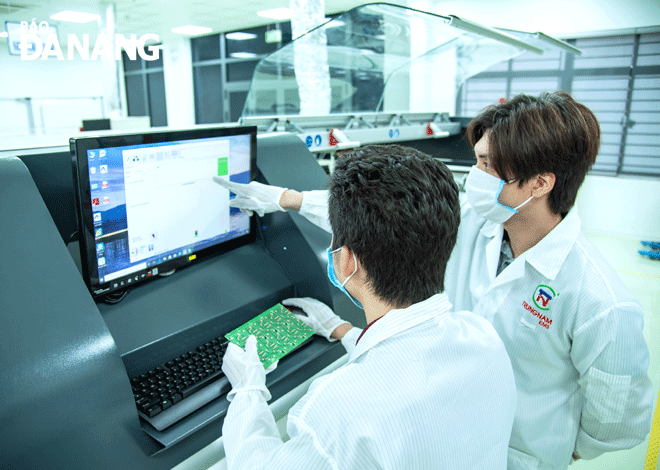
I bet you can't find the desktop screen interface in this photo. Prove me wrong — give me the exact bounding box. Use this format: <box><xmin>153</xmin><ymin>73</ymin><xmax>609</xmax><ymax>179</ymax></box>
<box><xmin>85</xmin><ymin>134</ymin><xmax>251</xmax><ymax>290</ymax></box>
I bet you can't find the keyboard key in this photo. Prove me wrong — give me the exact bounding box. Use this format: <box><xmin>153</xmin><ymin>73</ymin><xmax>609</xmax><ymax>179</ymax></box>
<box><xmin>132</xmin><ymin>338</ymin><xmax>231</xmax><ymax>424</ymax></box>
<box><xmin>181</xmin><ymin>369</ymin><xmax>224</xmax><ymax>398</ymax></box>
<box><xmin>145</xmin><ymin>405</ymin><xmax>162</xmax><ymax>418</ymax></box>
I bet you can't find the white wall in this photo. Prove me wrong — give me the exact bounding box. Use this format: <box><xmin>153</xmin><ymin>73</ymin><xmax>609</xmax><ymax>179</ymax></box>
<box><xmin>0</xmin><ymin>44</ymin><xmax>106</xmax><ymax>142</ymax></box>
<box><xmin>577</xmin><ymin>175</ymin><xmax>660</xmax><ymax>239</ymax></box>
<box><xmin>0</xmin><ymin>34</ymin><xmax>197</xmax><ymax>145</ymax></box>
<box><xmin>162</xmin><ymin>37</ymin><xmax>195</xmax><ymax>128</ymax></box>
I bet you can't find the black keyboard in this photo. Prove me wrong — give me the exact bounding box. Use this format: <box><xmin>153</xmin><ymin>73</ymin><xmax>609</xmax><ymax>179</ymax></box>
<box><xmin>130</xmin><ymin>337</ymin><xmax>230</xmax><ymax>427</ymax></box>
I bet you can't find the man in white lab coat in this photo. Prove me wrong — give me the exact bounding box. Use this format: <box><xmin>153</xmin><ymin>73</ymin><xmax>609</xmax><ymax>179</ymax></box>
<box><xmin>215</xmin><ymin>91</ymin><xmax>654</xmax><ymax>470</ymax></box>
<box><xmin>219</xmin><ymin>145</ymin><xmax>517</xmax><ymax>469</ymax></box>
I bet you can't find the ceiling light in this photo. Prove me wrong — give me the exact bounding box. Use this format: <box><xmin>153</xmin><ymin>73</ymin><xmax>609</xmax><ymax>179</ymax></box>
<box><xmin>230</xmin><ymin>52</ymin><xmax>257</xmax><ymax>58</ymax></box>
<box><xmin>257</xmin><ymin>7</ymin><xmax>292</xmax><ymax>20</ymax></box>
<box><xmin>171</xmin><ymin>25</ymin><xmax>212</xmax><ymax>36</ymax></box>
<box><xmin>50</xmin><ymin>11</ymin><xmax>100</xmax><ymax>23</ymax></box>
<box><xmin>226</xmin><ymin>32</ymin><xmax>257</xmax><ymax>41</ymax></box>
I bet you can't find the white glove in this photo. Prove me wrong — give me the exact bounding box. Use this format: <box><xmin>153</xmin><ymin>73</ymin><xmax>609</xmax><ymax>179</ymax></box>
<box><xmin>222</xmin><ymin>335</ymin><xmax>272</xmax><ymax>402</ymax></box>
<box><xmin>282</xmin><ymin>297</ymin><xmax>346</xmax><ymax>342</ymax></box>
<box><xmin>213</xmin><ymin>177</ymin><xmax>287</xmax><ymax>217</ymax></box>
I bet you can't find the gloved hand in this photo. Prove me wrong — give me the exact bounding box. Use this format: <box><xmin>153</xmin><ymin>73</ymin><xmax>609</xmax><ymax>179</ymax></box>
<box><xmin>213</xmin><ymin>177</ymin><xmax>287</xmax><ymax>217</ymax></box>
<box><xmin>282</xmin><ymin>297</ymin><xmax>347</xmax><ymax>342</ymax></box>
<box><xmin>222</xmin><ymin>335</ymin><xmax>272</xmax><ymax>402</ymax></box>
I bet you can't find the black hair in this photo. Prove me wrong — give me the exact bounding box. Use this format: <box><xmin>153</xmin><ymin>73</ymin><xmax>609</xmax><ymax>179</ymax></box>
<box><xmin>328</xmin><ymin>144</ymin><xmax>460</xmax><ymax>308</ymax></box>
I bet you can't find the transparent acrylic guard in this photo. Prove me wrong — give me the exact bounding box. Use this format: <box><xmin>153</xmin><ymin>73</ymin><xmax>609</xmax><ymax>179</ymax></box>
<box><xmin>241</xmin><ymin>3</ymin><xmax>530</xmax><ymax>119</ymax></box>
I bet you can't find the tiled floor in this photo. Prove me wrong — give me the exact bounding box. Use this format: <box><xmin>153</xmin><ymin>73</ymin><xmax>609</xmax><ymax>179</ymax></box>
<box><xmin>571</xmin><ymin>234</ymin><xmax>660</xmax><ymax>470</ymax></box>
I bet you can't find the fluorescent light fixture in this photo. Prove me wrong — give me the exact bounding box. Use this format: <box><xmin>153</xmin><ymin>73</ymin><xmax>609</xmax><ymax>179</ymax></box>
<box><xmin>230</xmin><ymin>52</ymin><xmax>257</xmax><ymax>58</ymax></box>
<box><xmin>0</xmin><ymin>32</ymin><xmax>8</xmax><ymax>38</ymax></box>
<box><xmin>226</xmin><ymin>32</ymin><xmax>257</xmax><ymax>40</ymax></box>
<box><xmin>257</xmin><ymin>7</ymin><xmax>292</xmax><ymax>20</ymax></box>
<box><xmin>50</xmin><ymin>11</ymin><xmax>100</xmax><ymax>23</ymax></box>
<box><xmin>171</xmin><ymin>25</ymin><xmax>212</xmax><ymax>35</ymax></box>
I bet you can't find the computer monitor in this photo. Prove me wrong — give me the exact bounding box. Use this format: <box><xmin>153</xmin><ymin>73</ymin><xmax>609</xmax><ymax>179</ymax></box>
<box><xmin>71</xmin><ymin>126</ymin><xmax>257</xmax><ymax>299</ymax></box>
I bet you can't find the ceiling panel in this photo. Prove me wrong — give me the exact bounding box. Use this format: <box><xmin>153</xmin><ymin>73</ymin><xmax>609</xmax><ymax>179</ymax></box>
<box><xmin>0</xmin><ymin>0</ymin><xmax>419</xmax><ymax>45</ymax></box>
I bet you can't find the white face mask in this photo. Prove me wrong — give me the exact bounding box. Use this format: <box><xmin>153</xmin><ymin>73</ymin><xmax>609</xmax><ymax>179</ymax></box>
<box><xmin>465</xmin><ymin>166</ymin><xmax>533</xmax><ymax>224</ymax></box>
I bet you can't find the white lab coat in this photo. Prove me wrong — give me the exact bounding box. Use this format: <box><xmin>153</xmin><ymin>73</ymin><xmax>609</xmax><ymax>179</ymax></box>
<box><xmin>444</xmin><ymin>202</ymin><xmax>653</xmax><ymax>469</ymax></box>
<box><xmin>222</xmin><ymin>293</ymin><xmax>517</xmax><ymax>470</ymax></box>
<box><xmin>298</xmin><ymin>190</ymin><xmax>654</xmax><ymax>470</ymax></box>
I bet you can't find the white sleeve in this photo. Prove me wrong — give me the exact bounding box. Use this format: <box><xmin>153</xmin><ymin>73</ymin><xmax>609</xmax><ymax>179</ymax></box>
<box><xmin>222</xmin><ymin>390</ymin><xmax>333</xmax><ymax>470</ymax></box>
<box><xmin>299</xmin><ymin>190</ymin><xmax>332</xmax><ymax>233</ymax></box>
<box><xmin>340</xmin><ymin>327</ymin><xmax>362</xmax><ymax>357</ymax></box>
<box><xmin>571</xmin><ymin>301</ymin><xmax>654</xmax><ymax>460</ymax></box>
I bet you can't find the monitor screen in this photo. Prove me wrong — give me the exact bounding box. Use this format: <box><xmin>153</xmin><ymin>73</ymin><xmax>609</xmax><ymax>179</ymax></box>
<box><xmin>71</xmin><ymin>126</ymin><xmax>257</xmax><ymax>299</ymax></box>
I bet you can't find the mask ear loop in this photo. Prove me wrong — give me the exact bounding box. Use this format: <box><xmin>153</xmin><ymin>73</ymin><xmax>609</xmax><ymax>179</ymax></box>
<box><xmin>506</xmin><ymin>178</ymin><xmax>534</xmax><ymax>211</ymax></box>
<box><xmin>332</xmin><ymin>246</ymin><xmax>359</xmax><ymax>288</ymax></box>
<box><xmin>342</xmin><ymin>253</ymin><xmax>359</xmax><ymax>288</ymax></box>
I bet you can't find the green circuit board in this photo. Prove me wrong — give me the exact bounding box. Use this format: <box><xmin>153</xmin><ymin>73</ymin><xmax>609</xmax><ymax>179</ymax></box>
<box><xmin>224</xmin><ymin>303</ymin><xmax>315</xmax><ymax>369</ymax></box>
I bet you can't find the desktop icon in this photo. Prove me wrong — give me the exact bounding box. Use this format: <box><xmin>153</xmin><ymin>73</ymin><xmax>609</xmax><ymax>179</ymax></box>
<box><xmin>93</xmin><ymin>213</ymin><xmax>102</xmax><ymax>223</ymax></box>
<box><xmin>90</xmin><ymin>167</ymin><xmax>96</xmax><ymax>174</ymax></box>
<box><xmin>91</xmin><ymin>183</ymin><xmax>99</xmax><ymax>190</ymax></box>
<box><xmin>92</xmin><ymin>197</ymin><xmax>100</xmax><ymax>206</ymax></box>
<box><xmin>99</xmin><ymin>150</ymin><xmax>106</xmax><ymax>158</ymax></box>
<box><xmin>88</xmin><ymin>151</ymin><xmax>95</xmax><ymax>159</ymax></box>
<box><xmin>102</xmin><ymin>181</ymin><xmax>108</xmax><ymax>189</ymax></box>
<box><xmin>103</xmin><ymin>196</ymin><xmax>110</xmax><ymax>204</ymax></box>
<box><xmin>95</xmin><ymin>228</ymin><xmax>103</xmax><ymax>237</ymax></box>
<box><xmin>96</xmin><ymin>242</ymin><xmax>104</xmax><ymax>252</ymax></box>
<box><xmin>100</xmin><ymin>165</ymin><xmax>108</xmax><ymax>174</ymax></box>
<box><xmin>98</xmin><ymin>257</ymin><xmax>106</xmax><ymax>266</ymax></box>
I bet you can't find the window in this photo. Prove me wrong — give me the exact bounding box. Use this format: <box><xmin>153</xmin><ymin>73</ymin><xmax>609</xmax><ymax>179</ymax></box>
<box><xmin>457</xmin><ymin>31</ymin><xmax>660</xmax><ymax>176</ymax></box>
<box><xmin>191</xmin><ymin>23</ymin><xmax>293</xmax><ymax>124</ymax></box>
<box><xmin>122</xmin><ymin>52</ymin><xmax>168</xmax><ymax>127</ymax></box>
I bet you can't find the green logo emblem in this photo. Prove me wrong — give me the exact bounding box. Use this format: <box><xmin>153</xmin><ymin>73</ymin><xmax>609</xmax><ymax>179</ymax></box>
<box><xmin>533</xmin><ymin>285</ymin><xmax>556</xmax><ymax>311</ymax></box>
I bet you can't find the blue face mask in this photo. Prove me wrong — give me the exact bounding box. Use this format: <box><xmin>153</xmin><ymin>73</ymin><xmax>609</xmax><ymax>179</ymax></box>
<box><xmin>327</xmin><ymin>246</ymin><xmax>364</xmax><ymax>310</ymax></box>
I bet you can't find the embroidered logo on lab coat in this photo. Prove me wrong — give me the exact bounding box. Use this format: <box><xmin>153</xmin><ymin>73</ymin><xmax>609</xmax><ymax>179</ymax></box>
<box><xmin>522</xmin><ymin>300</ymin><xmax>553</xmax><ymax>330</ymax></box>
<box><xmin>533</xmin><ymin>284</ymin><xmax>556</xmax><ymax>310</ymax></box>
<box><xmin>520</xmin><ymin>285</ymin><xmax>558</xmax><ymax>330</ymax></box>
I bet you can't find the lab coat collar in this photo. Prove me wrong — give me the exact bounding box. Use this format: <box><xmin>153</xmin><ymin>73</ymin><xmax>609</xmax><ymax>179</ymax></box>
<box><xmin>524</xmin><ymin>207</ymin><xmax>582</xmax><ymax>281</ymax></box>
<box><xmin>348</xmin><ymin>293</ymin><xmax>452</xmax><ymax>363</ymax></box>
<box><xmin>480</xmin><ymin>220</ymin><xmax>505</xmax><ymax>282</ymax></box>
